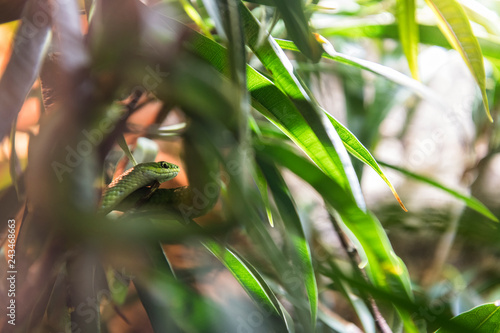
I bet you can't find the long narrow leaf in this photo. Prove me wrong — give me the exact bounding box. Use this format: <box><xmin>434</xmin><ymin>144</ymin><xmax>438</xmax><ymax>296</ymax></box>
<box><xmin>252</xmin><ymin>164</ymin><xmax>274</xmax><ymax>227</ymax></box>
<box><xmin>117</xmin><ymin>134</ymin><xmax>137</xmax><ymax>166</ymax></box>
<box><xmin>378</xmin><ymin>161</ymin><xmax>498</xmax><ymax>222</ymax></box>
<box><xmin>256</xmin><ymin>141</ymin><xmax>413</xmax><ymax>295</ymax></box>
<box><xmin>277</xmin><ymin>38</ymin><xmax>445</xmax><ymax>108</ymax></box>
<box><xmin>179</xmin><ymin>0</ymin><xmax>214</xmax><ymax>38</ymax></box>
<box><xmin>327</xmin><ymin>114</ymin><xmax>407</xmax><ymax>211</ymax></box>
<box><xmin>183</xmin><ymin>26</ymin><xmax>405</xmax><ymax>210</ymax></box>
<box><xmin>396</xmin><ymin>0</ymin><xmax>420</xmax><ymax>80</ymax></box>
<box><xmin>256</xmin><ymin>141</ymin><xmax>419</xmax><ymax>331</ymax></box>
<box><xmin>425</xmin><ymin>0</ymin><xmax>492</xmax><ymax>121</ymax></box>
<box><xmin>319</xmin><ymin>23</ymin><xmax>500</xmax><ymax>62</ymax></box>
<box><xmin>271</xmin><ymin>0</ymin><xmax>322</xmax><ymax>62</ymax></box>
<box><xmin>240</xmin><ymin>3</ymin><xmax>366</xmax><ymax>209</ymax></box>
<box><xmin>204</xmin><ymin>241</ymin><xmax>287</xmax><ymax>323</ymax></box>
<box><xmin>183</xmin><ymin>18</ymin><xmax>354</xmax><ymax>198</ymax></box>
<box><xmin>258</xmin><ymin>158</ymin><xmax>318</xmax><ymax>330</ymax></box>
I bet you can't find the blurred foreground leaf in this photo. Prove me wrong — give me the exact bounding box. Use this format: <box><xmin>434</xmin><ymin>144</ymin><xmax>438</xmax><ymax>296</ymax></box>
<box><xmin>0</xmin><ymin>0</ymin><xmax>50</xmax><ymax>139</ymax></box>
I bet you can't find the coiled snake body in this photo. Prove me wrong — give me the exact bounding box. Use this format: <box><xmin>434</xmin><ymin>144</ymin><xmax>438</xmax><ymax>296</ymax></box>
<box><xmin>99</xmin><ymin>161</ymin><xmax>216</xmax><ymax>219</ymax></box>
<box><xmin>99</xmin><ymin>161</ymin><xmax>180</xmax><ymax>215</ymax></box>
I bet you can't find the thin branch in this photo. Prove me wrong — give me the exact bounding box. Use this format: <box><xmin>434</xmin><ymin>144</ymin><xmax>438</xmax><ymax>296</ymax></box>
<box><xmin>329</xmin><ymin>213</ymin><xmax>393</xmax><ymax>333</ymax></box>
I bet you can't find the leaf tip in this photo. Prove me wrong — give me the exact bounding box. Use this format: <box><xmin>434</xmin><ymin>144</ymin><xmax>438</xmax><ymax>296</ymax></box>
<box><xmin>486</xmin><ymin>111</ymin><xmax>493</xmax><ymax>123</ymax></box>
<box><xmin>483</xmin><ymin>97</ymin><xmax>493</xmax><ymax>122</ymax></box>
<box><xmin>390</xmin><ymin>187</ymin><xmax>408</xmax><ymax>212</ymax></box>
<box><xmin>398</xmin><ymin>198</ymin><xmax>409</xmax><ymax>212</ymax></box>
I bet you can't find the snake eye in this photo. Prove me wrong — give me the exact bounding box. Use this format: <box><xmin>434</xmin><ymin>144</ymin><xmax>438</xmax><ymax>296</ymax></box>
<box><xmin>160</xmin><ymin>162</ymin><xmax>168</xmax><ymax>168</ymax></box>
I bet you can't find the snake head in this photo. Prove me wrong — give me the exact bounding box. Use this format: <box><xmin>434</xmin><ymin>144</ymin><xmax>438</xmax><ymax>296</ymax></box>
<box><xmin>154</xmin><ymin>161</ymin><xmax>180</xmax><ymax>182</ymax></box>
<box><xmin>137</xmin><ymin>161</ymin><xmax>180</xmax><ymax>183</ymax></box>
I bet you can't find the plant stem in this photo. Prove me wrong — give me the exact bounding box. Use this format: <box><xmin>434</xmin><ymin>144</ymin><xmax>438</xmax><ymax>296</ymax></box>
<box><xmin>329</xmin><ymin>213</ymin><xmax>393</xmax><ymax>333</ymax></box>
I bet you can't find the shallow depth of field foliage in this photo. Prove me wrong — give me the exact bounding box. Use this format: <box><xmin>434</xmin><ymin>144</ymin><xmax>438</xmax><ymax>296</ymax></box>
<box><xmin>1</xmin><ymin>0</ymin><xmax>500</xmax><ymax>332</ymax></box>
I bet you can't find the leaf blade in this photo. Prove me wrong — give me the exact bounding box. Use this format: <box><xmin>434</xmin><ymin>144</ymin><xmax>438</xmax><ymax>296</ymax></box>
<box><xmin>204</xmin><ymin>241</ymin><xmax>287</xmax><ymax>324</ymax></box>
<box><xmin>256</xmin><ymin>141</ymin><xmax>415</xmax><ymax>300</ymax></box>
<box><xmin>271</xmin><ymin>0</ymin><xmax>322</xmax><ymax>62</ymax></box>
<box><xmin>327</xmin><ymin>115</ymin><xmax>407</xmax><ymax>211</ymax></box>
<box><xmin>277</xmin><ymin>38</ymin><xmax>445</xmax><ymax>108</ymax></box>
<box><xmin>257</xmin><ymin>158</ymin><xmax>318</xmax><ymax>329</ymax></box>
<box><xmin>240</xmin><ymin>3</ymin><xmax>366</xmax><ymax>209</ymax></box>
<box><xmin>378</xmin><ymin>161</ymin><xmax>498</xmax><ymax>222</ymax></box>
<box><xmin>396</xmin><ymin>0</ymin><xmax>420</xmax><ymax>80</ymax></box>
<box><xmin>424</xmin><ymin>0</ymin><xmax>492</xmax><ymax>121</ymax></box>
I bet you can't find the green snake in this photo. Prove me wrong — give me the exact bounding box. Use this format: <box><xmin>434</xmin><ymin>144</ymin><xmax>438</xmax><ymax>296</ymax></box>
<box><xmin>99</xmin><ymin>161</ymin><xmax>217</xmax><ymax>219</ymax></box>
<box><xmin>99</xmin><ymin>161</ymin><xmax>182</xmax><ymax>215</ymax></box>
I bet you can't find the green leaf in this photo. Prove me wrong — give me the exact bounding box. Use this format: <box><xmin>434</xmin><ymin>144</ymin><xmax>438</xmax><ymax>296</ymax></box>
<box><xmin>435</xmin><ymin>302</ymin><xmax>500</xmax><ymax>333</ymax></box>
<box><xmin>171</xmin><ymin>19</ymin><xmax>415</xmax><ymax>327</ymax></box>
<box><xmin>183</xmin><ymin>9</ymin><xmax>366</xmax><ymax>206</ymax></box>
<box><xmin>319</xmin><ymin>23</ymin><xmax>500</xmax><ymax>63</ymax></box>
<box><xmin>424</xmin><ymin>0</ymin><xmax>492</xmax><ymax>121</ymax></box>
<box><xmin>204</xmin><ymin>241</ymin><xmax>288</xmax><ymax>324</ymax></box>
<box><xmin>117</xmin><ymin>134</ymin><xmax>138</xmax><ymax>166</ymax></box>
<box><xmin>184</xmin><ymin>23</ymin><xmax>405</xmax><ymax>210</ymax></box>
<box><xmin>396</xmin><ymin>0</ymin><xmax>420</xmax><ymax>80</ymax></box>
<box><xmin>257</xmin><ymin>158</ymin><xmax>318</xmax><ymax>330</ymax></box>
<box><xmin>179</xmin><ymin>0</ymin><xmax>214</xmax><ymax>38</ymax></box>
<box><xmin>247</xmin><ymin>35</ymin><xmax>409</xmax><ymax>210</ymax></box>
<box><xmin>239</xmin><ymin>3</ymin><xmax>366</xmax><ymax>208</ymax></box>
<box><xmin>276</xmin><ymin>38</ymin><xmax>444</xmax><ymax>108</ymax></box>
<box><xmin>271</xmin><ymin>0</ymin><xmax>322</xmax><ymax>62</ymax></box>
<box><xmin>255</xmin><ymin>37</ymin><xmax>408</xmax><ymax>210</ymax></box>
<box><xmin>252</xmin><ymin>164</ymin><xmax>274</xmax><ymax>227</ymax></box>
<box><xmin>378</xmin><ymin>161</ymin><xmax>498</xmax><ymax>222</ymax></box>
<box><xmin>326</xmin><ymin>114</ymin><xmax>407</xmax><ymax>211</ymax></box>
<box><xmin>256</xmin><ymin>141</ymin><xmax>416</xmax><ymax>308</ymax></box>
